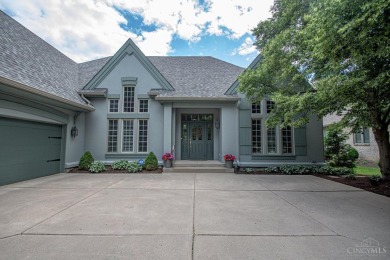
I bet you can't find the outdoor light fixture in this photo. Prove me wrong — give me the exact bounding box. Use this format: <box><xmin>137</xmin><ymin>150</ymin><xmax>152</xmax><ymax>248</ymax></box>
<box><xmin>71</xmin><ymin>125</ymin><xmax>78</xmax><ymax>138</ymax></box>
<box><xmin>215</xmin><ymin>120</ymin><xmax>220</xmax><ymax>130</ymax></box>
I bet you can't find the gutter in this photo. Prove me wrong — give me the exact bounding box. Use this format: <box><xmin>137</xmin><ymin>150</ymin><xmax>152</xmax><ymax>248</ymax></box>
<box><xmin>0</xmin><ymin>76</ymin><xmax>95</xmax><ymax>112</ymax></box>
<box><xmin>155</xmin><ymin>96</ymin><xmax>240</xmax><ymax>102</ymax></box>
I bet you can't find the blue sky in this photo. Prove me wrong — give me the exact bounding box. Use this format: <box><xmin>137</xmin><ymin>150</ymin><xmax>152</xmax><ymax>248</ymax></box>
<box><xmin>0</xmin><ymin>0</ymin><xmax>274</xmax><ymax>67</ymax></box>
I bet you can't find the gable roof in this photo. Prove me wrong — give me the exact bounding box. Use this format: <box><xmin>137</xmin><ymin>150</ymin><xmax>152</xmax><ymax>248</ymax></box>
<box><xmin>82</xmin><ymin>39</ymin><xmax>174</xmax><ymax>91</ymax></box>
<box><xmin>225</xmin><ymin>54</ymin><xmax>261</xmax><ymax>95</ymax></box>
<box><xmin>0</xmin><ymin>10</ymin><xmax>90</xmax><ymax>109</ymax></box>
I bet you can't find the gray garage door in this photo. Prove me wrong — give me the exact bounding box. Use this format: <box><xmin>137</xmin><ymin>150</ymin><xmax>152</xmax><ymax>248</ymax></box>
<box><xmin>0</xmin><ymin>117</ymin><xmax>62</xmax><ymax>186</ymax></box>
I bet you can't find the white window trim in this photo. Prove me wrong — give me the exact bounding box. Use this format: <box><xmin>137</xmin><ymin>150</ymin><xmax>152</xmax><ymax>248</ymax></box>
<box><xmin>122</xmin><ymin>86</ymin><xmax>135</xmax><ymax>113</ymax></box>
<box><xmin>108</xmin><ymin>99</ymin><xmax>120</xmax><ymax>113</ymax></box>
<box><xmin>106</xmin><ymin>119</ymin><xmax>148</xmax><ymax>154</ymax></box>
<box><xmin>138</xmin><ymin>99</ymin><xmax>149</xmax><ymax>113</ymax></box>
<box><xmin>137</xmin><ymin>119</ymin><xmax>149</xmax><ymax>153</ymax></box>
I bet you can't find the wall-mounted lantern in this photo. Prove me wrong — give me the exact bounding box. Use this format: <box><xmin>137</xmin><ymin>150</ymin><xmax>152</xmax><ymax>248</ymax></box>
<box><xmin>71</xmin><ymin>125</ymin><xmax>78</xmax><ymax>138</ymax></box>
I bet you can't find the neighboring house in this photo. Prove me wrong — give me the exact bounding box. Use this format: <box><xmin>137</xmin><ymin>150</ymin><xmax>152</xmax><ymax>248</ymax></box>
<box><xmin>323</xmin><ymin>114</ymin><xmax>379</xmax><ymax>163</ymax></box>
<box><xmin>0</xmin><ymin>11</ymin><xmax>324</xmax><ymax>185</ymax></box>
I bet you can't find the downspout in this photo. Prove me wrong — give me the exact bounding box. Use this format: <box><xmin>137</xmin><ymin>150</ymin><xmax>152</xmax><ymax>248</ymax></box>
<box><xmin>80</xmin><ymin>94</ymin><xmax>92</xmax><ymax>106</ymax></box>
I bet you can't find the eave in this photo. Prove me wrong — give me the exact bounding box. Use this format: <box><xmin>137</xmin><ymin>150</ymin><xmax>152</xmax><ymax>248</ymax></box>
<box><xmin>0</xmin><ymin>76</ymin><xmax>95</xmax><ymax>112</ymax></box>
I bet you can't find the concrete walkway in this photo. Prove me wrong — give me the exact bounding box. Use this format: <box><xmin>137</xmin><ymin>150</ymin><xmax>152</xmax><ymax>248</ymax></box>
<box><xmin>0</xmin><ymin>173</ymin><xmax>389</xmax><ymax>259</ymax></box>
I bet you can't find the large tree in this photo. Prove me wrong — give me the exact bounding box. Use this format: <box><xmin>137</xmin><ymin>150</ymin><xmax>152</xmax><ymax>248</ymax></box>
<box><xmin>239</xmin><ymin>0</ymin><xmax>390</xmax><ymax>178</ymax></box>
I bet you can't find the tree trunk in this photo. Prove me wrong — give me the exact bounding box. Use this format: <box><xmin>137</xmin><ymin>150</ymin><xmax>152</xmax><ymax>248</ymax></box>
<box><xmin>372</xmin><ymin>126</ymin><xmax>390</xmax><ymax>180</ymax></box>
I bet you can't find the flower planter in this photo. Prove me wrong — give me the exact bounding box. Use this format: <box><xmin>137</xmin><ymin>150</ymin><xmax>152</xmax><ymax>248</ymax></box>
<box><xmin>164</xmin><ymin>160</ymin><xmax>173</xmax><ymax>168</ymax></box>
<box><xmin>225</xmin><ymin>160</ymin><xmax>233</xmax><ymax>168</ymax></box>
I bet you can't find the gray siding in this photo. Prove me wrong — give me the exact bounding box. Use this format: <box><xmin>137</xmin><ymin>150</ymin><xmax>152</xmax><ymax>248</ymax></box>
<box><xmin>238</xmin><ymin>95</ymin><xmax>325</xmax><ymax>166</ymax></box>
<box><xmin>84</xmin><ymin>53</ymin><xmax>165</xmax><ymax>162</ymax></box>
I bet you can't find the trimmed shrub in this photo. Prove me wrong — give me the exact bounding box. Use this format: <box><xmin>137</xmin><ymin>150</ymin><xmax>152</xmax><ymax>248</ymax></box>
<box><xmin>127</xmin><ymin>161</ymin><xmax>143</xmax><ymax>173</ymax></box>
<box><xmin>347</xmin><ymin>146</ymin><xmax>359</xmax><ymax>161</ymax></box>
<box><xmin>325</xmin><ymin>127</ymin><xmax>358</xmax><ymax>168</ymax></box>
<box><xmin>144</xmin><ymin>152</ymin><xmax>158</xmax><ymax>171</ymax></box>
<box><xmin>89</xmin><ymin>161</ymin><xmax>106</xmax><ymax>173</ymax></box>
<box><xmin>79</xmin><ymin>151</ymin><xmax>94</xmax><ymax>170</ymax></box>
<box><xmin>112</xmin><ymin>159</ymin><xmax>130</xmax><ymax>170</ymax></box>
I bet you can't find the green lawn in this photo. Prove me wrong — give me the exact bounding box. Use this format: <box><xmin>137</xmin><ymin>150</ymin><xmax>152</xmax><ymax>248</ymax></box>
<box><xmin>355</xmin><ymin>166</ymin><xmax>381</xmax><ymax>176</ymax></box>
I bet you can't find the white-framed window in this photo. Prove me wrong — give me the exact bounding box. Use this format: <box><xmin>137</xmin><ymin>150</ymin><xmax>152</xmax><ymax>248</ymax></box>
<box><xmin>107</xmin><ymin>119</ymin><xmax>148</xmax><ymax>153</ymax></box>
<box><xmin>138</xmin><ymin>119</ymin><xmax>148</xmax><ymax>153</ymax></box>
<box><xmin>108</xmin><ymin>99</ymin><xmax>119</xmax><ymax>113</ymax></box>
<box><xmin>108</xmin><ymin>119</ymin><xmax>119</xmax><ymax>152</ymax></box>
<box><xmin>139</xmin><ymin>99</ymin><xmax>149</xmax><ymax>113</ymax></box>
<box><xmin>123</xmin><ymin>86</ymin><xmax>135</xmax><ymax>112</ymax></box>
<box><xmin>251</xmin><ymin>102</ymin><xmax>261</xmax><ymax>114</ymax></box>
<box><xmin>252</xmin><ymin>119</ymin><xmax>262</xmax><ymax>154</ymax></box>
<box><xmin>122</xmin><ymin>120</ymin><xmax>134</xmax><ymax>152</ymax></box>
<box><xmin>251</xmin><ymin>99</ymin><xmax>293</xmax><ymax>155</ymax></box>
<box><xmin>354</xmin><ymin>128</ymin><xmax>370</xmax><ymax>144</ymax></box>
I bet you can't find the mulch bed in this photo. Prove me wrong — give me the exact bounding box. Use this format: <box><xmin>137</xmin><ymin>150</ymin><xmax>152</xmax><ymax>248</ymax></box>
<box><xmin>236</xmin><ymin>169</ymin><xmax>390</xmax><ymax>198</ymax></box>
<box><xmin>315</xmin><ymin>174</ymin><xmax>390</xmax><ymax>198</ymax></box>
<box><xmin>67</xmin><ymin>166</ymin><xmax>163</xmax><ymax>174</ymax></box>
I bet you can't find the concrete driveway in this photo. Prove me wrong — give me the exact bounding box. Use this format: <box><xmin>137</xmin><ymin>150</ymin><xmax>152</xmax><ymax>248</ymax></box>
<box><xmin>0</xmin><ymin>173</ymin><xmax>389</xmax><ymax>259</ymax></box>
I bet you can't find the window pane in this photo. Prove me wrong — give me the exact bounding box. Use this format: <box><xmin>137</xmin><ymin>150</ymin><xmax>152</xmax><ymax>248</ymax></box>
<box><xmin>267</xmin><ymin>127</ymin><xmax>277</xmax><ymax>154</ymax></box>
<box><xmin>252</xmin><ymin>119</ymin><xmax>262</xmax><ymax>154</ymax></box>
<box><xmin>109</xmin><ymin>99</ymin><xmax>119</xmax><ymax>112</ymax></box>
<box><xmin>107</xmin><ymin>120</ymin><xmax>118</xmax><ymax>152</ymax></box>
<box><xmin>251</xmin><ymin>103</ymin><xmax>261</xmax><ymax>114</ymax></box>
<box><xmin>363</xmin><ymin>128</ymin><xmax>370</xmax><ymax>143</ymax></box>
<box><xmin>139</xmin><ymin>99</ymin><xmax>149</xmax><ymax>113</ymax></box>
<box><xmin>266</xmin><ymin>101</ymin><xmax>275</xmax><ymax>114</ymax></box>
<box><xmin>282</xmin><ymin>126</ymin><xmax>293</xmax><ymax>154</ymax></box>
<box><xmin>122</xmin><ymin>120</ymin><xmax>134</xmax><ymax>152</ymax></box>
<box><xmin>354</xmin><ymin>132</ymin><xmax>362</xmax><ymax>143</ymax></box>
<box><xmin>123</xmin><ymin>86</ymin><xmax>135</xmax><ymax>112</ymax></box>
<box><xmin>138</xmin><ymin>120</ymin><xmax>148</xmax><ymax>152</ymax></box>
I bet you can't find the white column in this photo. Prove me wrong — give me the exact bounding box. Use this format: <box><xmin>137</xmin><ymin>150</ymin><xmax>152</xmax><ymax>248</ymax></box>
<box><xmin>163</xmin><ymin>103</ymin><xmax>172</xmax><ymax>152</ymax></box>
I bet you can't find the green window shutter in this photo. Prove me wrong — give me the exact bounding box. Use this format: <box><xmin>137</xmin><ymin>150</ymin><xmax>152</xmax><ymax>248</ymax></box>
<box><xmin>294</xmin><ymin>126</ymin><xmax>307</xmax><ymax>156</ymax></box>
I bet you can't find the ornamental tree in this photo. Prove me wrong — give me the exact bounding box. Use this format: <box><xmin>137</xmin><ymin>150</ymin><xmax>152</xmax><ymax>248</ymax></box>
<box><xmin>239</xmin><ymin>0</ymin><xmax>390</xmax><ymax>179</ymax></box>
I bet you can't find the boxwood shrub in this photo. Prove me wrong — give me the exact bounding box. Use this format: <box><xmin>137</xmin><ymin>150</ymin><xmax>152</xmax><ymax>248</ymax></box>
<box><xmin>79</xmin><ymin>151</ymin><xmax>94</xmax><ymax>170</ymax></box>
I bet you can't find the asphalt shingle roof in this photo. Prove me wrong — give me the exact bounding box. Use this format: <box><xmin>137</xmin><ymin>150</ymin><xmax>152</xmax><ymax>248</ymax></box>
<box><xmin>0</xmin><ymin>11</ymin><xmax>244</xmax><ymax>104</ymax></box>
<box><xmin>0</xmin><ymin>11</ymin><xmax>85</xmax><ymax>105</ymax></box>
<box><xmin>80</xmin><ymin>56</ymin><xmax>244</xmax><ymax>98</ymax></box>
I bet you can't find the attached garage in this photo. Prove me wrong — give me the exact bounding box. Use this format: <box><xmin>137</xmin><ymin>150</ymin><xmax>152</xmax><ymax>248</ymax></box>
<box><xmin>0</xmin><ymin>117</ymin><xmax>63</xmax><ymax>186</ymax></box>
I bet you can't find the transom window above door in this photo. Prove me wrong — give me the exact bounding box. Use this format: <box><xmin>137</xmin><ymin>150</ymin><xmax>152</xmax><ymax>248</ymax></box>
<box><xmin>181</xmin><ymin>114</ymin><xmax>213</xmax><ymax>122</ymax></box>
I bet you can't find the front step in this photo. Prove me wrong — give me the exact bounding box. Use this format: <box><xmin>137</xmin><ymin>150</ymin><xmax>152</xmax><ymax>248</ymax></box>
<box><xmin>164</xmin><ymin>166</ymin><xmax>234</xmax><ymax>173</ymax></box>
<box><xmin>164</xmin><ymin>160</ymin><xmax>234</xmax><ymax>173</ymax></box>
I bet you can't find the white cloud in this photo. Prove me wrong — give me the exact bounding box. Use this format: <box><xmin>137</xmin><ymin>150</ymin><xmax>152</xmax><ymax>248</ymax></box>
<box><xmin>0</xmin><ymin>0</ymin><xmax>272</xmax><ymax>62</ymax></box>
<box><xmin>232</xmin><ymin>37</ymin><xmax>258</xmax><ymax>56</ymax></box>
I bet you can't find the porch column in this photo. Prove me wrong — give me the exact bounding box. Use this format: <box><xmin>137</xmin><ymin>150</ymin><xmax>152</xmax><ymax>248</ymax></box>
<box><xmin>163</xmin><ymin>103</ymin><xmax>172</xmax><ymax>152</ymax></box>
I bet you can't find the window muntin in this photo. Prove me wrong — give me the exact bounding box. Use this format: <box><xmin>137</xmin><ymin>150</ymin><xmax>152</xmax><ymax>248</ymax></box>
<box><xmin>122</xmin><ymin>120</ymin><xmax>134</xmax><ymax>152</ymax></box>
<box><xmin>354</xmin><ymin>128</ymin><xmax>370</xmax><ymax>144</ymax></box>
<box><xmin>250</xmin><ymin>99</ymin><xmax>294</xmax><ymax>155</ymax></box>
<box><xmin>267</xmin><ymin>127</ymin><xmax>277</xmax><ymax>154</ymax></box>
<box><xmin>123</xmin><ymin>86</ymin><xmax>135</xmax><ymax>112</ymax></box>
<box><xmin>251</xmin><ymin>102</ymin><xmax>261</xmax><ymax>114</ymax></box>
<box><xmin>266</xmin><ymin>100</ymin><xmax>275</xmax><ymax>114</ymax></box>
<box><xmin>107</xmin><ymin>120</ymin><xmax>118</xmax><ymax>152</ymax></box>
<box><xmin>109</xmin><ymin>99</ymin><xmax>119</xmax><ymax>113</ymax></box>
<box><xmin>252</xmin><ymin>119</ymin><xmax>262</xmax><ymax>154</ymax></box>
<box><xmin>138</xmin><ymin>120</ymin><xmax>148</xmax><ymax>153</ymax></box>
<box><xmin>282</xmin><ymin>126</ymin><xmax>293</xmax><ymax>154</ymax></box>
<box><xmin>139</xmin><ymin>99</ymin><xmax>149</xmax><ymax>113</ymax></box>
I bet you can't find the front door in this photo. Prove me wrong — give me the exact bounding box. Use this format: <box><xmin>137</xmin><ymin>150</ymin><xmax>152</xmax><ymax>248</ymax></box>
<box><xmin>189</xmin><ymin>122</ymin><xmax>206</xmax><ymax>160</ymax></box>
<box><xmin>181</xmin><ymin>114</ymin><xmax>213</xmax><ymax>160</ymax></box>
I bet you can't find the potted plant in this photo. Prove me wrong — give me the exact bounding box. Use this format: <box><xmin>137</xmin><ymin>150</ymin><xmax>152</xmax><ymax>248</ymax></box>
<box><xmin>162</xmin><ymin>152</ymin><xmax>174</xmax><ymax>168</ymax></box>
<box><xmin>224</xmin><ymin>154</ymin><xmax>236</xmax><ymax>168</ymax></box>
